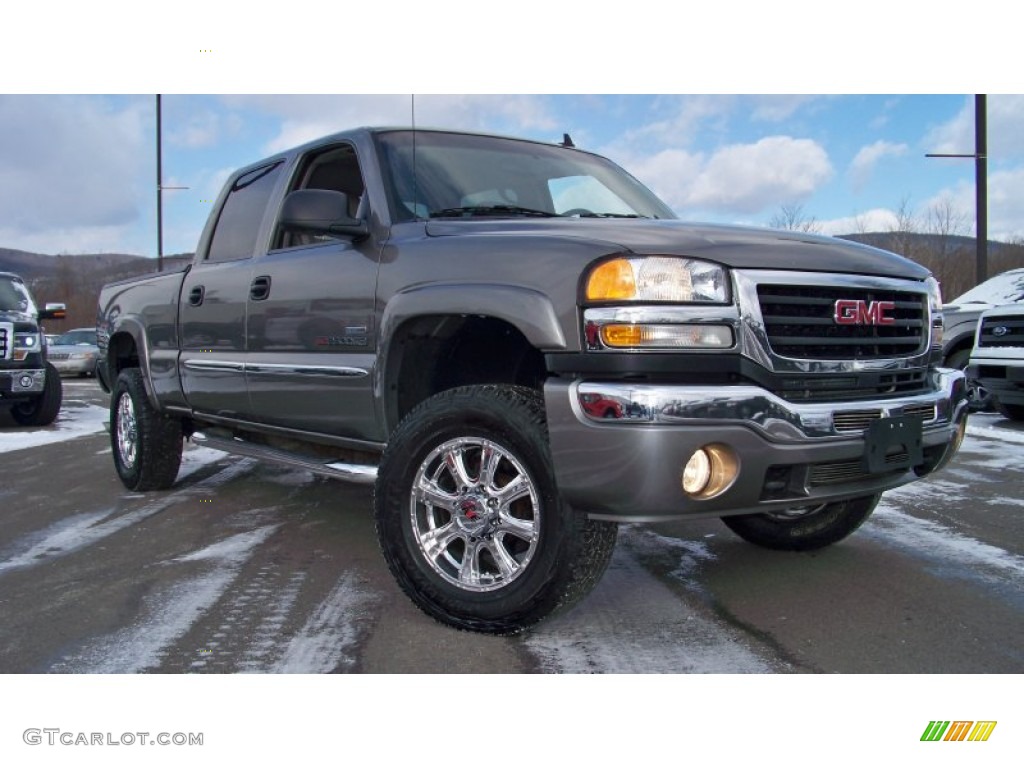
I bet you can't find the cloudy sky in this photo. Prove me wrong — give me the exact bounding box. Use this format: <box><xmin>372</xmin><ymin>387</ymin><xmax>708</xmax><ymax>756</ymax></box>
<box><xmin>3</xmin><ymin>4</ymin><xmax>1018</xmax><ymax>259</ymax></box>
<box><xmin>3</xmin><ymin>93</ymin><xmax>1021</xmax><ymax>257</ymax></box>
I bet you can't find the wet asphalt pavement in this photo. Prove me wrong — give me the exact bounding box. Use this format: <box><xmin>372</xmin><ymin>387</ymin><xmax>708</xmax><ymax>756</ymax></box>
<box><xmin>0</xmin><ymin>379</ymin><xmax>1021</xmax><ymax>673</ymax></box>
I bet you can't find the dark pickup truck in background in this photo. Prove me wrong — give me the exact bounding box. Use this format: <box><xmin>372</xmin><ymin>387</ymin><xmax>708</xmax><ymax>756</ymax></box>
<box><xmin>96</xmin><ymin>127</ymin><xmax>969</xmax><ymax>633</ymax></box>
<box><xmin>1</xmin><ymin>271</ymin><xmax>65</xmax><ymax>426</ymax></box>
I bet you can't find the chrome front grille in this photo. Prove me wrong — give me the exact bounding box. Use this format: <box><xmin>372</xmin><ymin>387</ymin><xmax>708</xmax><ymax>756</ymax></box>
<box><xmin>832</xmin><ymin>404</ymin><xmax>936</xmax><ymax>433</ymax></box>
<box><xmin>0</xmin><ymin>324</ymin><xmax>9</xmax><ymax>361</ymax></box>
<box><xmin>832</xmin><ymin>409</ymin><xmax>882</xmax><ymax>432</ymax></box>
<box><xmin>757</xmin><ymin>284</ymin><xmax>927</xmax><ymax>360</ymax></box>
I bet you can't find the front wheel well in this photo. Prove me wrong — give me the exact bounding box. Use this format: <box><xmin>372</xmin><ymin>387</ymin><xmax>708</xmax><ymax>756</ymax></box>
<box><xmin>384</xmin><ymin>315</ymin><xmax>548</xmax><ymax>432</ymax></box>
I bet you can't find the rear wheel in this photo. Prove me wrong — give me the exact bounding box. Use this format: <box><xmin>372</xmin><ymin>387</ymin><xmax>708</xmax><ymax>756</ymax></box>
<box><xmin>721</xmin><ymin>494</ymin><xmax>880</xmax><ymax>551</ymax></box>
<box><xmin>374</xmin><ymin>385</ymin><xmax>618</xmax><ymax>634</ymax></box>
<box><xmin>111</xmin><ymin>368</ymin><xmax>183</xmax><ymax>491</ymax></box>
<box><xmin>10</xmin><ymin>363</ymin><xmax>62</xmax><ymax>426</ymax></box>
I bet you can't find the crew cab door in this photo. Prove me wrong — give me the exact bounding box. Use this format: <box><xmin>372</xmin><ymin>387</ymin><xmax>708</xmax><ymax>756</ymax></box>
<box><xmin>179</xmin><ymin>161</ymin><xmax>285</xmax><ymax>417</ymax></box>
<box><xmin>244</xmin><ymin>143</ymin><xmax>380</xmax><ymax>441</ymax></box>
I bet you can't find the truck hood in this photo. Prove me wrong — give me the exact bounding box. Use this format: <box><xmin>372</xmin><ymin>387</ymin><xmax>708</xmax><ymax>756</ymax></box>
<box><xmin>424</xmin><ymin>219</ymin><xmax>930</xmax><ymax>281</ymax></box>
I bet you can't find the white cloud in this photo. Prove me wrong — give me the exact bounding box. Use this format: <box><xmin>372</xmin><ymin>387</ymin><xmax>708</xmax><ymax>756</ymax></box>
<box><xmin>924</xmin><ymin>95</ymin><xmax>1024</xmax><ymax>159</ymax></box>
<box><xmin>923</xmin><ymin>165</ymin><xmax>1024</xmax><ymax>241</ymax></box>
<box><xmin>622</xmin><ymin>136</ymin><xmax>832</xmax><ymax>215</ymax></box>
<box><xmin>849</xmin><ymin>140</ymin><xmax>908</xmax><ymax>190</ymax></box>
<box><xmin>749</xmin><ymin>95</ymin><xmax>820</xmax><ymax>122</ymax></box>
<box><xmin>0</xmin><ymin>95</ymin><xmax>150</xmax><ymax>253</ymax></box>
<box><xmin>168</xmin><ymin>110</ymin><xmax>241</xmax><ymax>149</ymax></box>
<box><xmin>223</xmin><ymin>94</ymin><xmax>558</xmax><ymax>155</ymax></box>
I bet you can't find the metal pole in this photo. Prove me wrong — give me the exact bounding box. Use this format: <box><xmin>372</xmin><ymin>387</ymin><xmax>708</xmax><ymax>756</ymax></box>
<box><xmin>975</xmin><ymin>94</ymin><xmax>987</xmax><ymax>284</ymax></box>
<box><xmin>156</xmin><ymin>94</ymin><xmax>163</xmax><ymax>273</ymax></box>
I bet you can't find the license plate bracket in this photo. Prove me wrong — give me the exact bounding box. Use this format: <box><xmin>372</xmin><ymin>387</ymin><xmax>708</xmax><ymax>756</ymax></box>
<box><xmin>863</xmin><ymin>416</ymin><xmax>923</xmax><ymax>474</ymax></box>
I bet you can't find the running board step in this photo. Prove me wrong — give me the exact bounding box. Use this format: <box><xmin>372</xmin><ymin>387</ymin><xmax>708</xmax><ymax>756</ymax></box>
<box><xmin>191</xmin><ymin>432</ymin><xmax>378</xmax><ymax>485</ymax></box>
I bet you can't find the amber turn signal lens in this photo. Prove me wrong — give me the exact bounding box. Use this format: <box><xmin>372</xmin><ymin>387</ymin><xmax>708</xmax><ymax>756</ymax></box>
<box><xmin>586</xmin><ymin>258</ymin><xmax>636</xmax><ymax>301</ymax></box>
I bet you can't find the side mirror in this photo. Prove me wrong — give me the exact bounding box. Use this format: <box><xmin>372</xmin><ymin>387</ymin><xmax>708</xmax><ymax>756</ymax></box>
<box><xmin>279</xmin><ymin>189</ymin><xmax>368</xmax><ymax>239</ymax></box>
<box><xmin>39</xmin><ymin>303</ymin><xmax>67</xmax><ymax>320</ymax></box>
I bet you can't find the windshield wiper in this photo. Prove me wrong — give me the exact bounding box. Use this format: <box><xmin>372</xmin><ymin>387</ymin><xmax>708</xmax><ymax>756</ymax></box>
<box><xmin>565</xmin><ymin>212</ymin><xmax>650</xmax><ymax>219</ymax></box>
<box><xmin>430</xmin><ymin>205</ymin><xmax>557</xmax><ymax>218</ymax></box>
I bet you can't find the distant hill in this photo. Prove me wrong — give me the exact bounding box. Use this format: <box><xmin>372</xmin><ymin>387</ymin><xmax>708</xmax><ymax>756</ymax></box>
<box><xmin>836</xmin><ymin>232</ymin><xmax>1010</xmax><ymax>257</ymax></box>
<box><xmin>0</xmin><ymin>248</ymin><xmax>193</xmax><ymax>330</ymax></box>
<box><xmin>0</xmin><ymin>248</ymin><xmax>192</xmax><ymax>283</ymax></box>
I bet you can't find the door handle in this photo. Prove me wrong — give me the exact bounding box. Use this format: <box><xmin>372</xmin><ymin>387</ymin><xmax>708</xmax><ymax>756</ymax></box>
<box><xmin>188</xmin><ymin>285</ymin><xmax>205</xmax><ymax>306</ymax></box>
<box><xmin>250</xmin><ymin>275</ymin><xmax>272</xmax><ymax>301</ymax></box>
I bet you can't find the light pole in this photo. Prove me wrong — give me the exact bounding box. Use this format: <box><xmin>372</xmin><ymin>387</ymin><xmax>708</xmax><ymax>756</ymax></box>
<box><xmin>155</xmin><ymin>94</ymin><xmax>188</xmax><ymax>273</ymax></box>
<box><xmin>925</xmin><ymin>94</ymin><xmax>988</xmax><ymax>286</ymax></box>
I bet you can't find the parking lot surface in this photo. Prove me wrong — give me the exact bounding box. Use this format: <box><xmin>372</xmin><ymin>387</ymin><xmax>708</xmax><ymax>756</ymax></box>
<box><xmin>1</xmin><ymin>380</ymin><xmax>1021</xmax><ymax>673</ymax></box>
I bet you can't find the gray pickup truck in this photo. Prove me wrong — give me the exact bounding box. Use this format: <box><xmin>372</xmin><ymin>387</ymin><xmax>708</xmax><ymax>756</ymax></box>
<box><xmin>97</xmin><ymin>127</ymin><xmax>969</xmax><ymax>633</ymax></box>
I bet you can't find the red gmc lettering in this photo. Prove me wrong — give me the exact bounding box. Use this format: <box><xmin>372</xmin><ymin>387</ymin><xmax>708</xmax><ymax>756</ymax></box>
<box><xmin>834</xmin><ymin>299</ymin><xmax>896</xmax><ymax>326</ymax></box>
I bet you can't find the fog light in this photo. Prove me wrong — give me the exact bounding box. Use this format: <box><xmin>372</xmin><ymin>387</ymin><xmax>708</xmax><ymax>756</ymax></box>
<box><xmin>682</xmin><ymin>449</ymin><xmax>711</xmax><ymax>494</ymax></box>
<box><xmin>19</xmin><ymin>375</ymin><xmax>33</xmax><ymax>388</ymax></box>
<box><xmin>681</xmin><ymin>444</ymin><xmax>740</xmax><ymax>499</ymax></box>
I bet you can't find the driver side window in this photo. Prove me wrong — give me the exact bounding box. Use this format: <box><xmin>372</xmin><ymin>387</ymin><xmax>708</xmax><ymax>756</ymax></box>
<box><xmin>275</xmin><ymin>144</ymin><xmax>366</xmax><ymax>250</ymax></box>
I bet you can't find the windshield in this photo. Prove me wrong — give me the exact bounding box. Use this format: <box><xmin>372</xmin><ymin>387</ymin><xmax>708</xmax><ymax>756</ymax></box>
<box><xmin>376</xmin><ymin>131</ymin><xmax>677</xmax><ymax>222</ymax></box>
<box><xmin>0</xmin><ymin>276</ymin><xmax>37</xmax><ymax>314</ymax></box>
<box><xmin>55</xmin><ymin>330</ymin><xmax>97</xmax><ymax>346</ymax></box>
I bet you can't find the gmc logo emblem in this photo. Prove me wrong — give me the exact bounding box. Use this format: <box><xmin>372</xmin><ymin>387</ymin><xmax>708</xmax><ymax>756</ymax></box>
<box><xmin>833</xmin><ymin>299</ymin><xmax>896</xmax><ymax>326</ymax></box>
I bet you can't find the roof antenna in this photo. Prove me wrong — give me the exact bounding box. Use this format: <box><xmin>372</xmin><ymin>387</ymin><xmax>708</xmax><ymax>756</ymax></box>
<box><xmin>411</xmin><ymin>94</ymin><xmax>419</xmax><ymax>220</ymax></box>
<box><xmin>561</xmin><ymin>133</ymin><xmax>575</xmax><ymax>148</ymax></box>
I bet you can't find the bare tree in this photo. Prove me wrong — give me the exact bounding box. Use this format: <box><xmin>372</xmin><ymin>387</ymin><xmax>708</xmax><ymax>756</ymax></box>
<box><xmin>769</xmin><ymin>203</ymin><xmax>822</xmax><ymax>234</ymax></box>
<box><xmin>922</xmin><ymin>198</ymin><xmax>973</xmax><ymax>297</ymax></box>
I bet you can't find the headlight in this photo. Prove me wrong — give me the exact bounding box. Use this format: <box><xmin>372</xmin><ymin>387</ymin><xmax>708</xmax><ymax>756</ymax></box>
<box><xmin>586</xmin><ymin>256</ymin><xmax>728</xmax><ymax>303</ymax></box>
<box><xmin>926</xmin><ymin>276</ymin><xmax>943</xmax><ymax>346</ymax></box>
<box><xmin>12</xmin><ymin>333</ymin><xmax>40</xmax><ymax>361</ymax></box>
<box><xmin>925</xmin><ymin>276</ymin><xmax>942</xmax><ymax>310</ymax></box>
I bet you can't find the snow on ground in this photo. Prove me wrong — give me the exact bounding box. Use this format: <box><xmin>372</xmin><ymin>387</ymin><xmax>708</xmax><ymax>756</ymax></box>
<box><xmin>0</xmin><ymin>499</ymin><xmax>178</xmax><ymax>575</ymax></box>
<box><xmin>269</xmin><ymin>573</ymin><xmax>375</xmax><ymax>673</ymax></box>
<box><xmin>176</xmin><ymin>444</ymin><xmax>230</xmax><ymax>480</ymax></box>
<box><xmin>53</xmin><ymin>525</ymin><xmax>281</xmax><ymax>673</ymax></box>
<box><xmin>864</xmin><ymin>502</ymin><xmax>1024</xmax><ymax>589</ymax></box>
<box><xmin>526</xmin><ymin>530</ymin><xmax>774</xmax><ymax>673</ymax></box>
<box><xmin>966</xmin><ymin>411</ymin><xmax>1024</xmax><ymax>440</ymax></box>
<box><xmin>0</xmin><ymin>401</ymin><xmax>107</xmax><ymax>454</ymax></box>
<box><xmin>0</xmin><ymin>460</ymin><xmax>256</xmax><ymax>576</ymax></box>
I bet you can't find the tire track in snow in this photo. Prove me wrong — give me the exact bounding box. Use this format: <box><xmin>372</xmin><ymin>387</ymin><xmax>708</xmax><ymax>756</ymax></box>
<box><xmin>0</xmin><ymin>458</ymin><xmax>255</xmax><ymax>576</ymax></box>
<box><xmin>269</xmin><ymin>573</ymin><xmax>376</xmax><ymax>673</ymax></box>
<box><xmin>186</xmin><ymin>566</ymin><xmax>309</xmax><ymax>672</ymax></box>
<box><xmin>51</xmin><ymin>524</ymin><xmax>280</xmax><ymax>673</ymax></box>
<box><xmin>525</xmin><ymin>531</ymin><xmax>775</xmax><ymax>673</ymax></box>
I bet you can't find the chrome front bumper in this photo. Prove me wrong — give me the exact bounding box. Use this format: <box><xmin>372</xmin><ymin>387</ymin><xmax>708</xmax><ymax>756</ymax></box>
<box><xmin>0</xmin><ymin>368</ymin><xmax>46</xmax><ymax>394</ymax></box>
<box><xmin>544</xmin><ymin>369</ymin><xmax>968</xmax><ymax>523</ymax></box>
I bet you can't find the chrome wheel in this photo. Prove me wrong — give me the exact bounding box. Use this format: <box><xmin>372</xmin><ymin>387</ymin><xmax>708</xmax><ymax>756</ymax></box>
<box><xmin>410</xmin><ymin>437</ymin><xmax>540</xmax><ymax>593</ymax></box>
<box><xmin>115</xmin><ymin>391</ymin><xmax>138</xmax><ymax>469</ymax></box>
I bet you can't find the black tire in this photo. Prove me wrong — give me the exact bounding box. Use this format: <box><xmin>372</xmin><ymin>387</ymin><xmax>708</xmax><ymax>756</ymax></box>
<box><xmin>110</xmin><ymin>367</ymin><xmax>183</xmax><ymax>491</ymax></box>
<box><xmin>945</xmin><ymin>348</ymin><xmax>991</xmax><ymax>412</ymax></box>
<box><xmin>994</xmin><ymin>399</ymin><xmax>1024</xmax><ymax>422</ymax></box>
<box><xmin>11</xmin><ymin>363</ymin><xmax>63</xmax><ymax>426</ymax></box>
<box><xmin>721</xmin><ymin>494</ymin><xmax>881</xmax><ymax>551</ymax></box>
<box><xmin>374</xmin><ymin>385</ymin><xmax>618</xmax><ymax>634</ymax></box>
